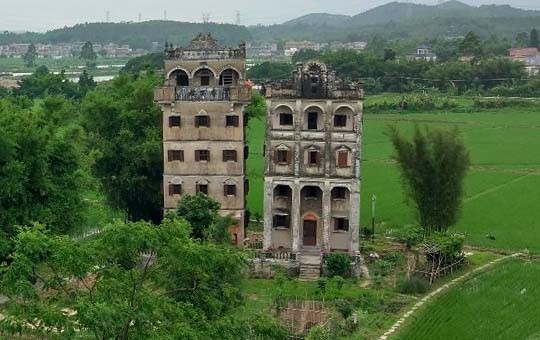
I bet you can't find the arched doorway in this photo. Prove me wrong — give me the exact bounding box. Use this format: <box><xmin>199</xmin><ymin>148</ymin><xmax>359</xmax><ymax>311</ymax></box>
<box><xmin>170</xmin><ymin>69</ymin><xmax>189</xmax><ymax>86</ymax></box>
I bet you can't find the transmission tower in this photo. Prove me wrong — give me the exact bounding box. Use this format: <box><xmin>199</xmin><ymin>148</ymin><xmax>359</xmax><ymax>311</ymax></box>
<box><xmin>202</xmin><ymin>12</ymin><xmax>211</xmax><ymax>24</ymax></box>
<box><xmin>164</xmin><ymin>10</ymin><xmax>168</xmax><ymax>21</ymax></box>
<box><xmin>235</xmin><ymin>11</ymin><xmax>241</xmax><ymax>25</ymax></box>
<box><xmin>138</xmin><ymin>12</ymin><xmax>142</xmax><ymax>23</ymax></box>
<box><xmin>105</xmin><ymin>10</ymin><xmax>110</xmax><ymax>23</ymax></box>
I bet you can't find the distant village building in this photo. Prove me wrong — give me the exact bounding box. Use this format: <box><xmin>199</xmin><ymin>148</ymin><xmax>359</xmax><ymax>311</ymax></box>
<box><xmin>262</xmin><ymin>61</ymin><xmax>363</xmax><ymax>279</ymax></box>
<box><xmin>0</xmin><ymin>42</ymin><xmax>148</xmax><ymax>58</ymax></box>
<box><xmin>154</xmin><ymin>33</ymin><xmax>252</xmax><ymax>245</ymax></box>
<box><xmin>415</xmin><ymin>44</ymin><xmax>437</xmax><ymax>61</ymax></box>
<box><xmin>246</xmin><ymin>42</ymin><xmax>278</xmax><ymax>58</ymax></box>
<box><xmin>509</xmin><ymin>47</ymin><xmax>540</xmax><ymax>76</ymax></box>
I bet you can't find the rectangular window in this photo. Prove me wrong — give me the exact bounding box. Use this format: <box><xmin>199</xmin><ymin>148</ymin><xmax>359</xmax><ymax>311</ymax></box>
<box><xmin>223</xmin><ymin>150</ymin><xmax>238</xmax><ymax>162</ymax></box>
<box><xmin>338</xmin><ymin>151</ymin><xmax>349</xmax><ymax>168</ymax></box>
<box><xmin>279</xmin><ymin>113</ymin><xmax>293</xmax><ymax>126</ymax></box>
<box><xmin>195</xmin><ymin>115</ymin><xmax>210</xmax><ymax>127</ymax></box>
<box><xmin>168</xmin><ymin>184</ymin><xmax>182</xmax><ymax>196</ymax></box>
<box><xmin>226</xmin><ymin>115</ymin><xmax>239</xmax><ymax>127</ymax></box>
<box><xmin>169</xmin><ymin>116</ymin><xmax>181</xmax><ymax>127</ymax></box>
<box><xmin>273</xmin><ymin>215</ymin><xmax>289</xmax><ymax>228</ymax></box>
<box><xmin>307</xmin><ymin>112</ymin><xmax>318</xmax><ymax>130</ymax></box>
<box><xmin>275</xmin><ymin>149</ymin><xmax>289</xmax><ymax>165</ymax></box>
<box><xmin>334</xmin><ymin>218</ymin><xmax>349</xmax><ymax>231</ymax></box>
<box><xmin>332</xmin><ymin>187</ymin><xmax>347</xmax><ymax>200</ymax></box>
<box><xmin>334</xmin><ymin>115</ymin><xmax>347</xmax><ymax>127</ymax></box>
<box><xmin>196</xmin><ymin>184</ymin><xmax>208</xmax><ymax>195</ymax></box>
<box><xmin>168</xmin><ymin>150</ymin><xmax>184</xmax><ymax>162</ymax></box>
<box><xmin>308</xmin><ymin>150</ymin><xmax>319</xmax><ymax>166</ymax></box>
<box><xmin>224</xmin><ymin>184</ymin><xmax>237</xmax><ymax>197</ymax></box>
<box><xmin>200</xmin><ymin>76</ymin><xmax>210</xmax><ymax>86</ymax></box>
<box><xmin>195</xmin><ymin>150</ymin><xmax>210</xmax><ymax>162</ymax></box>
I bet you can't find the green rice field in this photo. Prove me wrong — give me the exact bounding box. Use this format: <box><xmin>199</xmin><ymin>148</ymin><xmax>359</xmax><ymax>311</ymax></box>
<box><xmin>247</xmin><ymin>104</ymin><xmax>540</xmax><ymax>252</ymax></box>
<box><xmin>394</xmin><ymin>258</ymin><xmax>540</xmax><ymax>340</ymax></box>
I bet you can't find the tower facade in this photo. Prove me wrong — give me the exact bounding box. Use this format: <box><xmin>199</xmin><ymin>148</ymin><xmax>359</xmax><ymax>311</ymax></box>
<box><xmin>263</xmin><ymin>61</ymin><xmax>363</xmax><ymax>257</ymax></box>
<box><xmin>155</xmin><ymin>33</ymin><xmax>251</xmax><ymax>245</ymax></box>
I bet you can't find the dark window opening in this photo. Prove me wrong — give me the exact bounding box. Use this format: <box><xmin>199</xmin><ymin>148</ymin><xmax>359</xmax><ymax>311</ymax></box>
<box><xmin>275</xmin><ymin>185</ymin><xmax>289</xmax><ymax>197</ymax></box>
<box><xmin>332</xmin><ymin>187</ymin><xmax>347</xmax><ymax>200</ymax></box>
<box><xmin>275</xmin><ymin>149</ymin><xmax>289</xmax><ymax>165</ymax></box>
<box><xmin>308</xmin><ymin>150</ymin><xmax>319</xmax><ymax>166</ymax></box>
<box><xmin>226</xmin><ymin>115</ymin><xmax>239</xmax><ymax>127</ymax></box>
<box><xmin>220</xmin><ymin>69</ymin><xmax>237</xmax><ymax>86</ymax></box>
<box><xmin>196</xmin><ymin>184</ymin><xmax>208</xmax><ymax>195</ymax></box>
<box><xmin>195</xmin><ymin>150</ymin><xmax>210</xmax><ymax>162</ymax></box>
<box><xmin>334</xmin><ymin>218</ymin><xmax>349</xmax><ymax>231</ymax></box>
<box><xmin>223</xmin><ymin>150</ymin><xmax>238</xmax><ymax>162</ymax></box>
<box><xmin>168</xmin><ymin>150</ymin><xmax>184</xmax><ymax>162</ymax></box>
<box><xmin>307</xmin><ymin>112</ymin><xmax>318</xmax><ymax>130</ymax></box>
<box><xmin>168</xmin><ymin>184</ymin><xmax>182</xmax><ymax>196</ymax></box>
<box><xmin>224</xmin><ymin>184</ymin><xmax>237</xmax><ymax>196</ymax></box>
<box><xmin>279</xmin><ymin>113</ymin><xmax>293</xmax><ymax>126</ymax></box>
<box><xmin>195</xmin><ymin>115</ymin><xmax>210</xmax><ymax>127</ymax></box>
<box><xmin>304</xmin><ymin>187</ymin><xmax>320</xmax><ymax>199</ymax></box>
<box><xmin>175</xmin><ymin>72</ymin><xmax>189</xmax><ymax>86</ymax></box>
<box><xmin>273</xmin><ymin>215</ymin><xmax>290</xmax><ymax>228</ymax></box>
<box><xmin>169</xmin><ymin>116</ymin><xmax>181</xmax><ymax>127</ymax></box>
<box><xmin>200</xmin><ymin>76</ymin><xmax>210</xmax><ymax>86</ymax></box>
<box><xmin>334</xmin><ymin>115</ymin><xmax>347</xmax><ymax>127</ymax></box>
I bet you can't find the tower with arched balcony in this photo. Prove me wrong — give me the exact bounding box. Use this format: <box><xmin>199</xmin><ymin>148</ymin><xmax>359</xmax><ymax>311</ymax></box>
<box><xmin>155</xmin><ymin>33</ymin><xmax>251</xmax><ymax>245</ymax></box>
<box><xmin>263</xmin><ymin>61</ymin><xmax>363</xmax><ymax>278</ymax></box>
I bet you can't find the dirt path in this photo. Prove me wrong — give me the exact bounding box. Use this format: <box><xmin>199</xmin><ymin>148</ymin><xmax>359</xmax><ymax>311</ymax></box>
<box><xmin>378</xmin><ymin>252</ymin><xmax>523</xmax><ymax>340</ymax></box>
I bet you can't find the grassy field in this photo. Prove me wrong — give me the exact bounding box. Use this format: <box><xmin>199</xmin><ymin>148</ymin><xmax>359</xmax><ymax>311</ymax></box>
<box><xmin>394</xmin><ymin>258</ymin><xmax>540</xmax><ymax>340</ymax></box>
<box><xmin>247</xmin><ymin>100</ymin><xmax>540</xmax><ymax>252</ymax></box>
<box><xmin>0</xmin><ymin>56</ymin><xmax>129</xmax><ymax>74</ymax></box>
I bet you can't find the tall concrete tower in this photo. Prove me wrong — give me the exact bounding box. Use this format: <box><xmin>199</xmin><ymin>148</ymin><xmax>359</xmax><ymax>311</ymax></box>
<box><xmin>154</xmin><ymin>33</ymin><xmax>251</xmax><ymax>245</ymax></box>
<box><xmin>262</xmin><ymin>61</ymin><xmax>363</xmax><ymax>278</ymax></box>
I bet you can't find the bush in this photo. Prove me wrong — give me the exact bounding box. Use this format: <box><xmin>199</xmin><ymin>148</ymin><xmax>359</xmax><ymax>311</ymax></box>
<box><xmin>335</xmin><ymin>299</ymin><xmax>354</xmax><ymax>319</ymax></box>
<box><xmin>395</xmin><ymin>225</ymin><xmax>424</xmax><ymax>249</ymax></box>
<box><xmin>325</xmin><ymin>253</ymin><xmax>351</xmax><ymax>278</ymax></box>
<box><xmin>398</xmin><ymin>275</ymin><xmax>430</xmax><ymax>295</ymax></box>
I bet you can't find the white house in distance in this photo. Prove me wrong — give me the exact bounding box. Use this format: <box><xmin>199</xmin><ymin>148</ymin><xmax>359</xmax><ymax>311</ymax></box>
<box><xmin>415</xmin><ymin>44</ymin><xmax>437</xmax><ymax>61</ymax></box>
<box><xmin>509</xmin><ymin>47</ymin><xmax>540</xmax><ymax>76</ymax></box>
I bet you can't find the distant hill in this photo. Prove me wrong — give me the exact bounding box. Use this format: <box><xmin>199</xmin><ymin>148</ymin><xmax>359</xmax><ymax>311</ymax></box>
<box><xmin>250</xmin><ymin>1</ymin><xmax>540</xmax><ymax>41</ymax></box>
<box><xmin>0</xmin><ymin>21</ymin><xmax>251</xmax><ymax>50</ymax></box>
<box><xmin>283</xmin><ymin>13</ymin><xmax>352</xmax><ymax>27</ymax></box>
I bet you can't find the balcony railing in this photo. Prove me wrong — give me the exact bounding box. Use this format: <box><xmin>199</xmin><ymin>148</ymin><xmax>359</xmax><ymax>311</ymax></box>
<box><xmin>176</xmin><ymin>86</ymin><xmax>230</xmax><ymax>101</ymax></box>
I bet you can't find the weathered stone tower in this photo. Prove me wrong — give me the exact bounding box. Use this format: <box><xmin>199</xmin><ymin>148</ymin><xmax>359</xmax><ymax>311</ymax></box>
<box><xmin>154</xmin><ymin>33</ymin><xmax>251</xmax><ymax>245</ymax></box>
<box><xmin>262</xmin><ymin>61</ymin><xmax>363</xmax><ymax>278</ymax></box>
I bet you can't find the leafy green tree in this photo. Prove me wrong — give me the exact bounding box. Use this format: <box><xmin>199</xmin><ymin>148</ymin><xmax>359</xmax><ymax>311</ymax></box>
<box><xmin>245</xmin><ymin>90</ymin><xmax>266</xmax><ymax>120</ymax></box>
<box><xmin>384</xmin><ymin>48</ymin><xmax>396</xmax><ymax>61</ymax></box>
<box><xmin>78</xmin><ymin>70</ymin><xmax>96</xmax><ymax>96</ymax></box>
<box><xmin>176</xmin><ymin>193</ymin><xmax>220</xmax><ymax>240</ymax></box>
<box><xmin>291</xmin><ymin>49</ymin><xmax>321</xmax><ymax>63</ymax></box>
<box><xmin>459</xmin><ymin>31</ymin><xmax>483</xmax><ymax>59</ymax></box>
<box><xmin>23</xmin><ymin>43</ymin><xmax>37</xmax><ymax>67</ymax></box>
<box><xmin>388</xmin><ymin>126</ymin><xmax>469</xmax><ymax>234</ymax></box>
<box><xmin>247</xmin><ymin>62</ymin><xmax>294</xmax><ymax>81</ymax></box>
<box><xmin>122</xmin><ymin>52</ymin><xmax>165</xmax><ymax>74</ymax></box>
<box><xmin>80</xmin><ymin>41</ymin><xmax>97</xmax><ymax>61</ymax></box>
<box><xmin>530</xmin><ymin>28</ymin><xmax>539</xmax><ymax>48</ymax></box>
<box><xmin>0</xmin><ymin>218</ymin><xmax>261</xmax><ymax>339</ymax></box>
<box><xmin>82</xmin><ymin>73</ymin><xmax>163</xmax><ymax>223</ymax></box>
<box><xmin>15</xmin><ymin>66</ymin><xmax>81</xmax><ymax>99</ymax></box>
<box><xmin>515</xmin><ymin>31</ymin><xmax>529</xmax><ymax>48</ymax></box>
<box><xmin>0</xmin><ymin>96</ymin><xmax>84</xmax><ymax>257</ymax></box>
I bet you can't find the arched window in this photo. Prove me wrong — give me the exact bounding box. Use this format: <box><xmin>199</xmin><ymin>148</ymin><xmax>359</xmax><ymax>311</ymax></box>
<box><xmin>170</xmin><ymin>69</ymin><xmax>189</xmax><ymax>86</ymax></box>
<box><xmin>219</xmin><ymin>68</ymin><xmax>240</xmax><ymax>86</ymax></box>
<box><xmin>274</xmin><ymin>145</ymin><xmax>291</xmax><ymax>165</ymax></box>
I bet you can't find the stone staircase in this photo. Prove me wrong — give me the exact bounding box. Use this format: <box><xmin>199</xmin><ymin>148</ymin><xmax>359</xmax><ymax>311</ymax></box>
<box><xmin>299</xmin><ymin>252</ymin><xmax>322</xmax><ymax>281</ymax></box>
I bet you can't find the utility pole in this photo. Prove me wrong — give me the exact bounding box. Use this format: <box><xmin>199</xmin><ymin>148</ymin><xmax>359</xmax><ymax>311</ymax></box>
<box><xmin>371</xmin><ymin>194</ymin><xmax>377</xmax><ymax>243</ymax></box>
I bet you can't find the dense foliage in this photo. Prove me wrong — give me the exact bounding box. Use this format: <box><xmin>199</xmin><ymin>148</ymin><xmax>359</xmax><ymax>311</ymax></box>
<box><xmin>389</xmin><ymin>126</ymin><xmax>470</xmax><ymax>234</ymax></box>
<box><xmin>246</xmin><ymin>62</ymin><xmax>294</xmax><ymax>81</ymax></box>
<box><xmin>0</xmin><ymin>96</ymin><xmax>85</xmax><ymax>257</ymax></box>
<box><xmin>81</xmin><ymin>73</ymin><xmax>163</xmax><ymax>223</ymax></box>
<box><xmin>122</xmin><ymin>52</ymin><xmax>165</xmax><ymax>74</ymax></box>
<box><xmin>325</xmin><ymin>253</ymin><xmax>352</xmax><ymax>278</ymax></box>
<box><xmin>0</xmin><ymin>218</ymin><xmax>290</xmax><ymax>339</ymax></box>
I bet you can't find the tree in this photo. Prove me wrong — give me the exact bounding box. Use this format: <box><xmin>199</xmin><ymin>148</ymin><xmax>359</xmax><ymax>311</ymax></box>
<box><xmin>80</xmin><ymin>41</ymin><xmax>97</xmax><ymax>61</ymax></box>
<box><xmin>176</xmin><ymin>193</ymin><xmax>220</xmax><ymax>240</ymax></box>
<box><xmin>515</xmin><ymin>32</ymin><xmax>529</xmax><ymax>48</ymax></box>
<box><xmin>459</xmin><ymin>31</ymin><xmax>483</xmax><ymax>59</ymax></box>
<box><xmin>78</xmin><ymin>70</ymin><xmax>96</xmax><ymax>96</ymax></box>
<box><xmin>81</xmin><ymin>73</ymin><xmax>163</xmax><ymax>223</ymax></box>
<box><xmin>0</xmin><ymin>96</ymin><xmax>85</xmax><ymax>258</ymax></box>
<box><xmin>23</xmin><ymin>43</ymin><xmax>38</xmax><ymax>67</ymax></box>
<box><xmin>384</xmin><ymin>48</ymin><xmax>396</xmax><ymax>61</ymax></box>
<box><xmin>15</xmin><ymin>66</ymin><xmax>81</xmax><ymax>99</ymax></box>
<box><xmin>246</xmin><ymin>62</ymin><xmax>294</xmax><ymax>81</ymax></box>
<box><xmin>388</xmin><ymin>126</ymin><xmax>470</xmax><ymax>234</ymax></box>
<box><xmin>530</xmin><ymin>28</ymin><xmax>539</xmax><ymax>48</ymax></box>
<box><xmin>0</xmin><ymin>218</ymin><xmax>269</xmax><ymax>339</ymax></box>
<box><xmin>245</xmin><ymin>90</ymin><xmax>266</xmax><ymax>120</ymax></box>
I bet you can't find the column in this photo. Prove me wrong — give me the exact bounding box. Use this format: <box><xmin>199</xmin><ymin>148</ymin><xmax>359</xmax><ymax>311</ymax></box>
<box><xmin>291</xmin><ymin>182</ymin><xmax>301</xmax><ymax>253</ymax></box>
<box><xmin>263</xmin><ymin>179</ymin><xmax>273</xmax><ymax>251</ymax></box>
<box><xmin>349</xmin><ymin>185</ymin><xmax>361</xmax><ymax>253</ymax></box>
<box><xmin>322</xmin><ymin>183</ymin><xmax>331</xmax><ymax>251</ymax></box>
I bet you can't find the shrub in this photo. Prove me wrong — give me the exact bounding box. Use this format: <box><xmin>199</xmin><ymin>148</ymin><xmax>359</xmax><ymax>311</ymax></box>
<box><xmin>335</xmin><ymin>299</ymin><xmax>354</xmax><ymax>319</ymax></box>
<box><xmin>395</xmin><ymin>225</ymin><xmax>424</xmax><ymax>249</ymax></box>
<box><xmin>306</xmin><ymin>325</ymin><xmax>331</xmax><ymax>340</ymax></box>
<box><xmin>398</xmin><ymin>275</ymin><xmax>430</xmax><ymax>295</ymax></box>
<box><xmin>332</xmin><ymin>276</ymin><xmax>345</xmax><ymax>290</ymax></box>
<box><xmin>325</xmin><ymin>253</ymin><xmax>351</xmax><ymax>278</ymax></box>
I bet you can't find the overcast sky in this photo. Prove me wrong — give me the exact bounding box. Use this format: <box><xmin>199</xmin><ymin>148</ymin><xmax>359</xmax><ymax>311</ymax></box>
<box><xmin>1</xmin><ymin>0</ymin><xmax>539</xmax><ymax>32</ymax></box>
